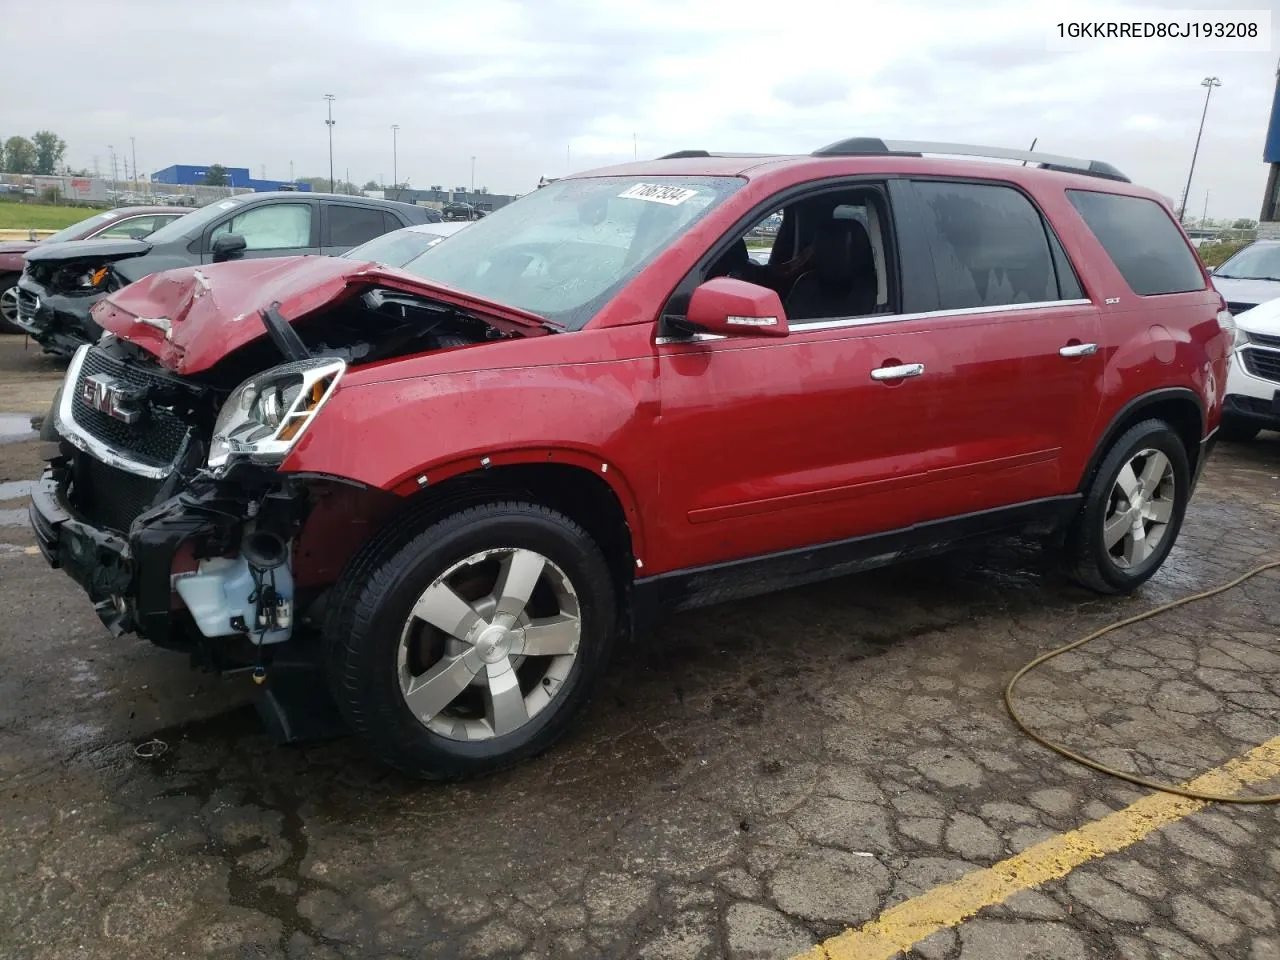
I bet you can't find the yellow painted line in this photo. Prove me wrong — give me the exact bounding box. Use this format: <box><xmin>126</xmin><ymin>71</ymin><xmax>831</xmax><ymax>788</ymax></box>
<box><xmin>24</xmin><ymin>546</ymin><xmax>39</xmax><ymax>555</ymax></box>
<box><xmin>796</xmin><ymin>735</ymin><xmax>1280</xmax><ymax>960</ymax></box>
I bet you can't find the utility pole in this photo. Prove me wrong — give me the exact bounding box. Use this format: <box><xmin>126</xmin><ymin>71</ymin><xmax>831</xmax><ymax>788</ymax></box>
<box><xmin>345</xmin><ymin>167</ymin><xmax>350</xmax><ymax>194</ymax></box>
<box><xmin>633</xmin><ymin>132</ymin><xmax>637</xmax><ymax>160</ymax></box>
<box><xmin>108</xmin><ymin>145</ymin><xmax>117</xmax><ymax>205</ymax></box>
<box><xmin>130</xmin><ymin>136</ymin><xmax>137</xmax><ymax>189</ymax></box>
<box><xmin>1178</xmin><ymin>77</ymin><xmax>1221</xmax><ymax>222</ymax></box>
<box><xmin>323</xmin><ymin>93</ymin><xmax>336</xmax><ymax>193</ymax></box>
<box><xmin>391</xmin><ymin>124</ymin><xmax>399</xmax><ymax>197</ymax></box>
<box><xmin>470</xmin><ymin>156</ymin><xmax>476</xmax><ymax>195</ymax></box>
<box><xmin>1201</xmin><ymin>191</ymin><xmax>1210</xmax><ymax>231</ymax></box>
<box><xmin>289</xmin><ymin>160</ymin><xmax>294</xmax><ymax>182</ymax></box>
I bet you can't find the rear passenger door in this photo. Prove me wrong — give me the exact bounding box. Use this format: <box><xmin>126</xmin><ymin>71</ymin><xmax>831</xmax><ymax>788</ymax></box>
<box><xmin>904</xmin><ymin>178</ymin><xmax>1103</xmax><ymax>514</ymax></box>
<box><xmin>204</xmin><ymin>200</ymin><xmax>321</xmax><ymax>262</ymax></box>
<box><xmin>321</xmin><ymin>204</ymin><xmax>399</xmax><ymax>255</ymax></box>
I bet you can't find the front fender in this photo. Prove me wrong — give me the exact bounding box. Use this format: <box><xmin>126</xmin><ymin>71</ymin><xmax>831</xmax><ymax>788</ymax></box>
<box><xmin>279</xmin><ymin>326</ymin><xmax>660</xmax><ymax>553</ymax></box>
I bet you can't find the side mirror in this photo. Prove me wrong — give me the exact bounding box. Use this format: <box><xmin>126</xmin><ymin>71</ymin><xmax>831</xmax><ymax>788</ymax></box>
<box><xmin>211</xmin><ymin>233</ymin><xmax>247</xmax><ymax>262</ymax></box>
<box><xmin>683</xmin><ymin>276</ymin><xmax>789</xmax><ymax>338</ymax></box>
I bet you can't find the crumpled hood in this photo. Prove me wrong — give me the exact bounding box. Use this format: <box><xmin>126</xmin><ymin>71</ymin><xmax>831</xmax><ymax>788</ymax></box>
<box><xmin>1213</xmin><ymin>276</ymin><xmax>1280</xmax><ymax>312</ymax></box>
<box><xmin>92</xmin><ymin>254</ymin><xmax>555</xmax><ymax>375</ymax></box>
<box><xmin>25</xmin><ymin>236</ymin><xmax>152</xmax><ymax>264</ymax></box>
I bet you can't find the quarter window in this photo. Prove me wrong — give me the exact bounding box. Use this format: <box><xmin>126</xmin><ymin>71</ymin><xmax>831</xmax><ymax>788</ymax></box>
<box><xmin>914</xmin><ymin>181</ymin><xmax>1058</xmax><ymax>310</ymax></box>
<box><xmin>1067</xmin><ymin>190</ymin><xmax>1205</xmax><ymax>296</ymax></box>
<box><xmin>210</xmin><ymin>203</ymin><xmax>312</xmax><ymax>251</ymax></box>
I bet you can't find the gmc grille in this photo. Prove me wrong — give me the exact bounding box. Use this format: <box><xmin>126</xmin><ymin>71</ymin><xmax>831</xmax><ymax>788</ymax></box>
<box><xmin>69</xmin><ymin>454</ymin><xmax>167</xmax><ymax>535</ymax></box>
<box><xmin>70</xmin><ymin>347</ymin><xmax>191</xmax><ymax>469</ymax></box>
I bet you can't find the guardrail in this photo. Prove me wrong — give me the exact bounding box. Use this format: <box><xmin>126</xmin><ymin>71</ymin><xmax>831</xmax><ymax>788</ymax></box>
<box><xmin>0</xmin><ymin>229</ymin><xmax>56</xmax><ymax>242</ymax></box>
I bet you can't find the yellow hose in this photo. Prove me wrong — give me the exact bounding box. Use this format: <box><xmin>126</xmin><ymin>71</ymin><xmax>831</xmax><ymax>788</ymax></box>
<box><xmin>1005</xmin><ymin>560</ymin><xmax>1280</xmax><ymax>804</ymax></box>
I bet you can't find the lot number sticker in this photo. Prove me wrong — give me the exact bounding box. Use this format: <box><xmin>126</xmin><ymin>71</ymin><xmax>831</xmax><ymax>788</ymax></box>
<box><xmin>618</xmin><ymin>183</ymin><xmax>699</xmax><ymax>205</ymax></box>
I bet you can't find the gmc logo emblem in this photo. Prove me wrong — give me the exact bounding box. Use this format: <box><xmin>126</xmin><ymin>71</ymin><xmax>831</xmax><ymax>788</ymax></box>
<box><xmin>80</xmin><ymin>374</ymin><xmax>142</xmax><ymax>425</ymax></box>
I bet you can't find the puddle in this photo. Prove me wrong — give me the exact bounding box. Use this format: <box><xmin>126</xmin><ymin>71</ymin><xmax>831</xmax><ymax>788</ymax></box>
<box><xmin>0</xmin><ymin>413</ymin><xmax>36</xmax><ymax>445</ymax></box>
<box><xmin>0</xmin><ymin>480</ymin><xmax>35</xmax><ymax>500</ymax></box>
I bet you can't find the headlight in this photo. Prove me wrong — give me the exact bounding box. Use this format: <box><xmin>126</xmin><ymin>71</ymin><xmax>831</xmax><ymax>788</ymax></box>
<box><xmin>73</xmin><ymin>266</ymin><xmax>110</xmax><ymax>289</ymax></box>
<box><xmin>1217</xmin><ymin>309</ymin><xmax>1242</xmax><ymax>348</ymax></box>
<box><xmin>208</xmin><ymin>358</ymin><xmax>345</xmax><ymax>471</ymax></box>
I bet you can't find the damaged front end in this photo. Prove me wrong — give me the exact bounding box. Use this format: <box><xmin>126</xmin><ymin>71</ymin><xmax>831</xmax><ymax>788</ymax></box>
<box><xmin>30</xmin><ymin>258</ymin><xmax>535</xmax><ymax>671</ymax></box>
<box><xmin>31</xmin><ymin>457</ymin><xmax>308</xmax><ymax>664</ymax></box>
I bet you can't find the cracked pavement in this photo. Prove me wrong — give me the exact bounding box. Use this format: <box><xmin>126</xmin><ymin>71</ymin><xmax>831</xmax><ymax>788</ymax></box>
<box><xmin>4</xmin><ymin>340</ymin><xmax>1280</xmax><ymax>958</ymax></box>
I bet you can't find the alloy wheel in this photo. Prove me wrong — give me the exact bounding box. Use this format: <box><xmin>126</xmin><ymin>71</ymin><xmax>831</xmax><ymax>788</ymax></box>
<box><xmin>0</xmin><ymin>287</ymin><xmax>18</xmax><ymax>325</ymax></box>
<box><xmin>1102</xmin><ymin>448</ymin><xmax>1175</xmax><ymax>568</ymax></box>
<box><xmin>397</xmin><ymin>547</ymin><xmax>581</xmax><ymax>741</ymax></box>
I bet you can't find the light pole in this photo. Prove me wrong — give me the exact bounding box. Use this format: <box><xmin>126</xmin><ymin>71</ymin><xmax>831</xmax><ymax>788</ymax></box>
<box><xmin>470</xmin><ymin>156</ymin><xmax>476</xmax><ymax>194</ymax></box>
<box><xmin>391</xmin><ymin>124</ymin><xmax>400</xmax><ymax>197</ymax></box>
<box><xmin>130</xmin><ymin>136</ymin><xmax>137</xmax><ymax>190</ymax></box>
<box><xmin>1178</xmin><ymin>77</ymin><xmax>1221</xmax><ymax>222</ymax></box>
<box><xmin>323</xmin><ymin>94</ymin><xmax>336</xmax><ymax>193</ymax></box>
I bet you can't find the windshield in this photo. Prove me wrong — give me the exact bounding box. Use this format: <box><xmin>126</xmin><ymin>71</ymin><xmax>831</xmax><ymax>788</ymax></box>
<box><xmin>142</xmin><ymin>196</ymin><xmax>248</xmax><ymax>244</ymax></box>
<box><xmin>343</xmin><ymin>226</ymin><xmax>456</xmax><ymax>267</ymax></box>
<box><xmin>398</xmin><ymin>175</ymin><xmax>742</xmax><ymax>328</ymax></box>
<box><xmin>44</xmin><ymin>212</ymin><xmax>118</xmax><ymax>244</ymax></box>
<box><xmin>1217</xmin><ymin>243</ymin><xmax>1280</xmax><ymax>281</ymax></box>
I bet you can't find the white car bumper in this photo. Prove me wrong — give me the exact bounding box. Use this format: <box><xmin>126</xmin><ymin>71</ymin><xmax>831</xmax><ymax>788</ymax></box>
<box><xmin>1224</xmin><ymin>338</ymin><xmax>1280</xmax><ymax>427</ymax></box>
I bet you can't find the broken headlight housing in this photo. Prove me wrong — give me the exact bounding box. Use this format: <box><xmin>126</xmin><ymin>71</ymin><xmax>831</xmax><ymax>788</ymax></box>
<box><xmin>208</xmin><ymin>358</ymin><xmax>345</xmax><ymax>472</ymax></box>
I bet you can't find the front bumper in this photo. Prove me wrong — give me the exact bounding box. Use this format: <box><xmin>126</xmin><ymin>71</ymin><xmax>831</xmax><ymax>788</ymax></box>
<box><xmin>30</xmin><ymin>466</ymin><xmax>239</xmax><ymax>647</ymax></box>
<box><xmin>1223</xmin><ymin>343</ymin><xmax>1280</xmax><ymax>430</ymax></box>
<box><xmin>15</xmin><ymin>276</ymin><xmax>106</xmax><ymax>357</ymax></box>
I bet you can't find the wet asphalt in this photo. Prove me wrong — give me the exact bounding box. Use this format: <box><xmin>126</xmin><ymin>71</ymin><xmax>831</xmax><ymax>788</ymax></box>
<box><xmin>2</xmin><ymin>339</ymin><xmax>1280</xmax><ymax>958</ymax></box>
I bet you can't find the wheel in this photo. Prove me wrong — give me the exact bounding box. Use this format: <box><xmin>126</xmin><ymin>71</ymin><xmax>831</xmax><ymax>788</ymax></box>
<box><xmin>323</xmin><ymin>500</ymin><xmax>617</xmax><ymax>780</ymax></box>
<box><xmin>1067</xmin><ymin>419</ymin><xmax>1190</xmax><ymax>594</ymax></box>
<box><xmin>0</xmin><ymin>277</ymin><xmax>21</xmax><ymax>335</ymax></box>
<box><xmin>1217</xmin><ymin>418</ymin><xmax>1260</xmax><ymax>443</ymax></box>
<box><xmin>38</xmin><ymin>387</ymin><xmax>61</xmax><ymax>441</ymax></box>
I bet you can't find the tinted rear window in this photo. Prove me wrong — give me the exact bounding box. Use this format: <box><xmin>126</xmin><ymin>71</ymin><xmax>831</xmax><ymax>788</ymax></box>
<box><xmin>1066</xmin><ymin>191</ymin><xmax>1204</xmax><ymax>296</ymax></box>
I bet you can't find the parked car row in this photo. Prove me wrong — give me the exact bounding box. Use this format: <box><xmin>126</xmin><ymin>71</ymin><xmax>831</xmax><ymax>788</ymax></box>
<box><xmin>29</xmin><ymin>138</ymin><xmax>1231</xmax><ymax>780</ymax></box>
<box><xmin>0</xmin><ymin>206</ymin><xmax>189</xmax><ymax>334</ymax></box>
<box><xmin>12</xmin><ymin>192</ymin><xmax>443</xmax><ymax>355</ymax></box>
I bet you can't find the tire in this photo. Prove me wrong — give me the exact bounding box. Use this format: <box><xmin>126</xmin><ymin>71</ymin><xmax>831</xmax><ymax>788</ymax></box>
<box><xmin>1217</xmin><ymin>417</ymin><xmax>1260</xmax><ymax>443</ymax></box>
<box><xmin>323</xmin><ymin>500</ymin><xmax>617</xmax><ymax>780</ymax></box>
<box><xmin>38</xmin><ymin>387</ymin><xmax>61</xmax><ymax>441</ymax></box>
<box><xmin>1066</xmin><ymin>419</ymin><xmax>1191</xmax><ymax>594</ymax></box>
<box><xmin>0</xmin><ymin>276</ymin><xmax>21</xmax><ymax>335</ymax></box>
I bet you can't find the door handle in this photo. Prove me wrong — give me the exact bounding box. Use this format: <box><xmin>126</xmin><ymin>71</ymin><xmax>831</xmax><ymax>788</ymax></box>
<box><xmin>870</xmin><ymin>362</ymin><xmax>925</xmax><ymax>381</ymax></box>
<box><xmin>1059</xmin><ymin>342</ymin><xmax>1098</xmax><ymax>358</ymax></box>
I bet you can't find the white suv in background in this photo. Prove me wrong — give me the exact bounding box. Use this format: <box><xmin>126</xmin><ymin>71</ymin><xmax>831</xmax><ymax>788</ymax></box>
<box><xmin>1221</xmin><ymin>297</ymin><xmax>1280</xmax><ymax>441</ymax></box>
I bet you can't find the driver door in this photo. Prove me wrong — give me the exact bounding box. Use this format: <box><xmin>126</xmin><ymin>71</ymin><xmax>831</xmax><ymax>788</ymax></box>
<box><xmin>203</xmin><ymin>200</ymin><xmax>321</xmax><ymax>262</ymax></box>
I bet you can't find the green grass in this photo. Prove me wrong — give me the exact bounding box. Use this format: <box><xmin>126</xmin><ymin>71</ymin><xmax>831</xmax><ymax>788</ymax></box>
<box><xmin>1198</xmin><ymin>239</ymin><xmax>1249</xmax><ymax>269</ymax></box>
<box><xmin>0</xmin><ymin>200</ymin><xmax>96</xmax><ymax>231</ymax></box>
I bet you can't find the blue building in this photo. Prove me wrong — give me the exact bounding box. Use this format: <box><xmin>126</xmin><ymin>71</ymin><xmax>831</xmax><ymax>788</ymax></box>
<box><xmin>150</xmin><ymin>165</ymin><xmax>311</xmax><ymax>193</ymax></box>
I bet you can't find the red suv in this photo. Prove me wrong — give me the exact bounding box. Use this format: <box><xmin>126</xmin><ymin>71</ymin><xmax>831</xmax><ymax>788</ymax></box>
<box><xmin>31</xmin><ymin>139</ymin><xmax>1231</xmax><ymax>779</ymax></box>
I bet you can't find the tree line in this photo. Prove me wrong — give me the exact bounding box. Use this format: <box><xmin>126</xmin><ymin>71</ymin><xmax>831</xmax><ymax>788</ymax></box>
<box><xmin>1</xmin><ymin>132</ymin><xmax>68</xmax><ymax>175</ymax></box>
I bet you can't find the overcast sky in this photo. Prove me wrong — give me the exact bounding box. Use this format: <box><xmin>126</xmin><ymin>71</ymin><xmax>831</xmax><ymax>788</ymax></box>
<box><xmin>3</xmin><ymin>0</ymin><xmax>1278</xmax><ymax>218</ymax></box>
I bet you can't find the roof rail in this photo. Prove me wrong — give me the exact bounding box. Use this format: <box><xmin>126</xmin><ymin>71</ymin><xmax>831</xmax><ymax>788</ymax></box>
<box><xmin>811</xmin><ymin>138</ymin><xmax>1130</xmax><ymax>183</ymax></box>
<box><xmin>656</xmin><ymin>150</ymin><xmax>783</xmax><ymax>160</ymax></box>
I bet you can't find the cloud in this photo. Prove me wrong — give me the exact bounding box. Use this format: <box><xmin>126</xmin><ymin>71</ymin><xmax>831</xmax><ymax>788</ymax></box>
<box><xmin>0</xmin><ymin>0</ymin><xmax>1275</xmax><ymax>217</ymax></box>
